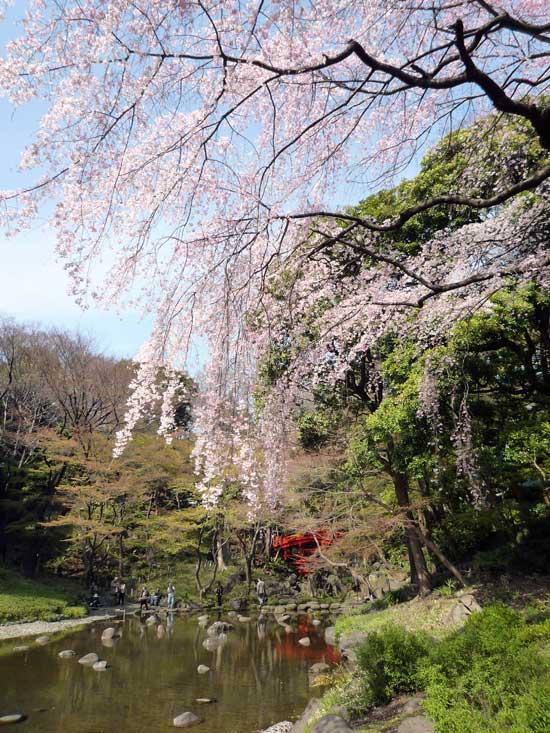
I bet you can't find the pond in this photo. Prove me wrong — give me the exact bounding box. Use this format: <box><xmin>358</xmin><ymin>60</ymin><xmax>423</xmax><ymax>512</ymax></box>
<box><xmin>0</xmin><ymin>612</ymin><xmax>339</xmax><ymax>732</ymax></box>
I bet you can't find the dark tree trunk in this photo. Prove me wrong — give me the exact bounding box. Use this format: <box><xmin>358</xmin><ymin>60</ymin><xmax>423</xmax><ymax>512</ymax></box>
<box><xmin>392</xmin><ymin>472</ymin><xmax>432</xmax><ymax>595</ymax></box>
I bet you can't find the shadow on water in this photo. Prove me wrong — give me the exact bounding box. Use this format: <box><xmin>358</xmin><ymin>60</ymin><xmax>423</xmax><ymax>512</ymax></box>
<box><xmin>0</xmin><ymin>612</ymin><xmax>339</xmax><ymax>732</ymax></box>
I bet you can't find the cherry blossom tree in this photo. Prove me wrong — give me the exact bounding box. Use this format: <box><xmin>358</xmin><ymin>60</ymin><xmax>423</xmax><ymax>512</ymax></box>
<box><xmin>1</xmin><ymin>1</ymin><xmax>550</xmax><ymax>513</ymax></box>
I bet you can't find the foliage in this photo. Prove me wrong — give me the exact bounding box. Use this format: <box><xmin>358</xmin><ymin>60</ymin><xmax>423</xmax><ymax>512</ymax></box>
<box><xmin>356</xmin><ymin>625</ymin><xmax>431</xmax><ymax>706</ymax></box>
<box><xmin>0</xmin><ymin>568</ymin><xmax>86</xmax><ymax>623</ymax></box>
<box><xmin>418</xmin><ymin>605</ymin><xmax>550</xmax><ymax>732</ymax></box>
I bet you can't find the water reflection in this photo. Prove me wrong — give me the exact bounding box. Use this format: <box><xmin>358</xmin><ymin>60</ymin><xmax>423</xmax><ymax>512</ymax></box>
<box><xmin>0</xmin><ymin>613</ymin><xmax>339</xmax><ymax>733</ymax></box>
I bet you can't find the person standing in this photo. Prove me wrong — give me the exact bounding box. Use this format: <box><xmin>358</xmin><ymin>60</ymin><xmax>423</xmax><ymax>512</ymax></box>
<box><xmin>139</xmin><ymin>586</ymin><xmax>150</xmax><ymax>611</ymax></box>
<box><xmin>117</xmin><ymin>580</ymin><xmax>126</xmax><ymax>606</ymax></box>
<box><xmin>256</xmin><ymin>578</ymin><xmax>267</xmax><ymax>607</ymax></box>
<box><xmin>167</xmin><ymin>582</ymin><xmax>176</xmax><ymax>609</ymax></box>
<box><xmin>215</xmin><ymin>581</ymin><xmax>223</xmax><ymax>607</ymax></box>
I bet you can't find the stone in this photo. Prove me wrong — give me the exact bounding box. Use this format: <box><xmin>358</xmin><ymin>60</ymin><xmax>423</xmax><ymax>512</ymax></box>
<box><xmin>58</xmin><ymin>649</ymin><xmax>76</xmax><ymax>658</ymax></box>
<box><xmin>309</xmin><ymin>662</ymin><xmax>330</xmax><ymax>675</ymax></box>
<box><xmin>78</xmin><ymin>653</ymin><xmax>99</xmax><ymax>665</ymax></box>
<box><xmin>101</xmin><ymin>627</ymin><xmax>117</xmax><ymax>640</ymax></box>
<box><xmin>289</xmin><ymin>699</ymin><xmax>321</xmax><ymax>733</ymax></box>
<box><xmin>324</xmin><ymin>627</ymin><xmax>336</xmax><ymax>645</ymax></box>
<box><xmin>173</xmin><ymin>712</ymin><xmax>201</xmax><ymax>728</ymax></box>
<box><xmin>35</xmin><ymin>636</ymin><xmax>50</xmax><ymax>645</ymax></box>
<box><xmin>197</xmin><ymin>614</ymin><xmax>209</xmax><ymax>622</ymax></box>
<box><xmin>263</xmin><ymin>723</ymin><xmax>293</xmax><ymax>733</ymax></box>
<box><xmin>206</xmin><ymin>620</ymin><xmax>233</xmax><ymax>636</ymax></box>
<box><xmin>0</xmin><ymin>714</ymin><xmax>25</xmax><ymax>725</ymax></box>
<box><xmin>310</xmin><ymin>715</ymin><xmax>352</xmax><ymax>733</ymax></box>
<box><xmin>402</xmin><ymin>698</ymin><xmax>423</xmax><ymax>715</ymax></box>
<box><xmin>460</xmin><ymin>593</ymin><xmax>482</xmax><ymax>612</ymax></box>
<box><xmin>397</xmin><ymin>716</ymin><xmax>435</xmax><ymax>733</ymax></box>
<box><xmin>312</xmin><ymin>619</ymin><xmax>321</xmax><ymax>626</ymax></box>
<box><xmin>298</xmin><ymin>636</ymin><xmax>311</xmax><ymax>646</ymax></box>
<box><xmin>14</xmin><ymin>646</ymin><xmax>30</xmax><ymax>653</ymax></box>
<box><xmin>238</xmin><ymin>615</ymin><xmax>252</xmax><ymax>622</ymax></box>
<box><xmin>195</xmin><ymin>698</ymin><xmax>216</xmax><ymax>704</ymax></box>
<box><xmin>93</xmin><ymin>660</ymin><xmax>109</xmax><ymax>671</ymax></box>
<box><xmin>197</xmin><ymin>664</ymin><xmax>210</xmax><ymax>674</ymax></box>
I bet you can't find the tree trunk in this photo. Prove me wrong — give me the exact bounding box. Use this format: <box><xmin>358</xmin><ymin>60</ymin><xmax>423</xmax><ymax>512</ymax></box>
<box><xmin>392</xmin><ymin>472</ymin><xmax>432</xmax><ymax>595</ymax></box>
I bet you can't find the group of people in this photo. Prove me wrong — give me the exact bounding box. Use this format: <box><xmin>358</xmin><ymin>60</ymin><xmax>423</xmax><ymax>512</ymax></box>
<box><xmin>138</xmin><ymin>583</ymin><xmax>176</xmax><ymax>611</ymax></box>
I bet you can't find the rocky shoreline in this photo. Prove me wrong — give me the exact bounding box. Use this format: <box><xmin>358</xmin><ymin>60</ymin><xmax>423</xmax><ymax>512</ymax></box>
<box><xmin>0</xmin><ymin>609</ymin><xmax>119</xmax><ymax>641</ymax></box>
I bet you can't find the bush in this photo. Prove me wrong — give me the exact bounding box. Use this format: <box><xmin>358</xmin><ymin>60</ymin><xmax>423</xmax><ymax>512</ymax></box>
<box><xmin>356</xmin><ymin>624</ymin><xmax>431</xmax><ymax>706</ymax></box>
<box><xmin>417</xmin><ymin>604</ymin><xmax>550</xmax><ymax>732</ymax></box>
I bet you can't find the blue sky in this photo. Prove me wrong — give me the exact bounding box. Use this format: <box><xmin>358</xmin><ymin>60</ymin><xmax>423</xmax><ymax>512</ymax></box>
<box><xmin>0</xmin><ymin>6</ymin><xmax>153</xmax><ymax>359</ymax></box>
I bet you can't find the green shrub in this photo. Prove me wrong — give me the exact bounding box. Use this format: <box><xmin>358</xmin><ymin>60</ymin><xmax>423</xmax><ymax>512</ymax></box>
<box><xmin>356</xmin><ymin>624</ymin><xmax>431</xmax><ymax>706</ymax></box>
<box><xmin>417</xmin><ymin>604</ymin><xmax>550</xmax><ymax>732</ymax></box>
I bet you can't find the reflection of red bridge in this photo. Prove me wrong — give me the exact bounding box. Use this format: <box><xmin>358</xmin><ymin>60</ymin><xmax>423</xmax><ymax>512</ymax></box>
<box><xmin>272</xmin><ymin>532</ymin><xmax>338</xmax><ymax>575</ymax></box>
<box><xmin>274</xmin><ymin>620</ymin><xmax>341</xmax><ymax>664</ymax></box>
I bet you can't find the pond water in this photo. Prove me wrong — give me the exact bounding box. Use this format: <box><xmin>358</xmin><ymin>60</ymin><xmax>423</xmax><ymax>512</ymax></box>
<box><xmin>0</xmin><ymin>612</ymin><xmax>339</xmax><ymax>732</ymax></box>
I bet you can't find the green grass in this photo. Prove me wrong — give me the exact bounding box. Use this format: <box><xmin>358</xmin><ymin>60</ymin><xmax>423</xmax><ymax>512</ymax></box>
<box><xmin>334</xmin><ymin>593</ymin><xmax>465</xmax><ymax>641</ymax></box>
<box><xmin>0</xmin><ymin>568</ymin><xmax>87</xmax><ymax>623</ymax></box>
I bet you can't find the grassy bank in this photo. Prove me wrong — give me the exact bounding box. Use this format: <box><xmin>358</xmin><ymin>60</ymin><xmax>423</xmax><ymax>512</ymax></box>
<box><xmin>312</xmin><ymin>583</ymin><xmax>550</xmax><ymax>733</ymax></box>
<box><xmin>0</xmin><ymin>568</ymin><xmax>87</xmax><ymax>624</ymax></box>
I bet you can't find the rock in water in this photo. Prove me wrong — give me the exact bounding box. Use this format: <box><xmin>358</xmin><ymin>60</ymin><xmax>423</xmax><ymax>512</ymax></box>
<box><xmin>397</xmin><ymin>716</ymin><xmax>435</xmax><ymax>733</ymax></box>
<box><xmin>263</xmin><ymin>723</ymin><xmax>293</xmax><ymax>733</ymax></box>
<box><xmin>195</xmin><ymin>698</ymin><xmax>216</xmax><ymax>704</ymax></box>
<box><xmin>35</xmin><ymin>636</ymin><xmax>50</xmax><ymax>645</ymax></box>
<box><xmin>78</xmin><ymin>652</ymin><xmax>99</xmax><ymax>665</ymax></box>
<box><xmin>173</xmin><ymin>712</ymin><xmax>201</xmax><ymax>728</ymax></box>
<box><xmin>237</xmin><ymin>615</ymin><xmax>251</xmax><ymax>622</ymax></box>
<box><xmin>14</xmin><ymin>646</ymin><xmax>29</xmax><ymax>653</ymax></box>
<box><xmin>101</xmin><ymin>627</ymin><xmax>117</xmax><ymax>640</ymax></box>
<box><xmin>0</xmin><ymin>714</ymin><xmax>25</xmax><ymax>725</ymax></box>
<box><xmin>197</xmin><ymin>664</ymin><xmax>210</xmax><ymax>674</ymax></box>
<box><xmin>93</xmin><ymin>660</ymin><xmax>109</xmax><ymax>671</ymax></box>
<box><xmin>311</xmin><ymin>715</ymin><xmax>352</xmax><ymax>732</ymax></box>
<box><xmin>298</xmin><ymin>637</ymin><xmax>311</xmax><ymax>646</ymax></box>
<box><xmin>58</xmin><ymin>650</ymin><xmax>76</xmax><ymax>659</ymax></box>
<box><xmin>206</xmin><ymin>620</ymin><xmax>233</xmax><ymax>636</ymax></box>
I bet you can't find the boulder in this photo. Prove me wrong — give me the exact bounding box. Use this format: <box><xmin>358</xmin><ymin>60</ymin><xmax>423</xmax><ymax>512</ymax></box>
<box><xmin>460</xmin><ymin>593</ymin><xmax>482</xmax><ymax>613</ymax></box>
<box><xmin>238</xmin><ymin>615</ymin><xmax>252</xmax><ymax>622</ymax></box>
<box><xmin>35</xmin><ymin>636</ymin><xmax>50</xmax><ymax>645</ymax></box>
<box><xmin>78</xmin><ymin>653</ymin><xmax>99</xmax><ymax>665</ymax></box>
<box><xmin>0</xmin><ymin>714</ymin><xmax>26</xmax><ymax>725</ymax></box>
<box><xmin>197</xmin><ymin>664</ymin><xmax>210</xmax><ymax>674</ymax></box>
<box><xmin>312</xmin><ymin>619</ymin><xmax>322</xmax><ymax>626</ymax></box>
<box><xmin>195</xmin><ymin>698</ymin><xmax>216</xmax><ymax>704</ymax></box>
<box><xmin>289</xmin><ymin>699</ymin><xmax>321</xmax><ymax>733</ymax></box>
<box><xmin>298</xmin><ymin>637</ymin><xmax>311</xmax><ymax>646</ymax></box>
<box><xmin>324</xmin><ymin>627</ymin><xmax>336</xmax><ymax>645</ymax></box>
<box><xmin>397</xmin><ymin>716</ymin><xmax>435</xmax><ymax>733</ymax></box>
<box><xmin>58</xmin><ymin>650</ymin><xmax>76</xmax><ymax>659</ymax></box>
<box><xmin>263</xmin><ymin>723</ymin><xmax>293</xmax><ymax>733</ymax></box>
<box><xmin>310</xmin><ymin>715</ymin><xmax>352</xmax><ymax>733</ymax></box>
<box><xmin>92</xmin><ymin>660</ymin><xmax>109</xmax><ymax>671</ymax></box>
<box><xmin>101</xmin><ymin>627</ymin><xmax>117</xmax><ymax>640</ymax></box>
<box><xmin>173</xmin><ymin>712</ymin><xmax>201</xmax><ymax>728</ymax></box>
<box><xmin>206</xmin><ymin>620</ymin><xmax>233</xmax><ymax>636</ymax></box>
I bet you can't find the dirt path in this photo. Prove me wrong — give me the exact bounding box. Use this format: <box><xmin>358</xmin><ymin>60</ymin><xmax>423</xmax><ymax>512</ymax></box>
<box><xmin>0</xmin><ymin>609</ymin><xmax>122</xmax><ymax>641</ymax></box>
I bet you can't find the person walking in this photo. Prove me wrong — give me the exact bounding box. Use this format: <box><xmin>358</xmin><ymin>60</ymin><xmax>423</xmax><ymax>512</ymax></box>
<box><xmin>167</xmin><ymin>582</ymin><xmax>176</xmax><ymax>609</ymax></box>
<box><xmin>117</xmin><ymin>580</ymin><xmax>126</xmax><ymax>606</ymax></box>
